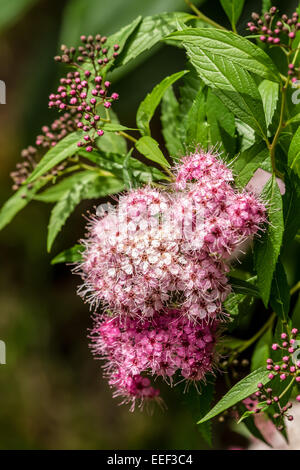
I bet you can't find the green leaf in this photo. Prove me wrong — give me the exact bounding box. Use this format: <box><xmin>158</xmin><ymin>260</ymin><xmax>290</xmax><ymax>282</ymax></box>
<box><xmin>101</xmin><ymin>15</ymin><xmax>142</xmax><ymax>73</ymax></box>
<box><xmin>173</xmin><ymin>39</ymin><xmax>267</xmax><ymax>137</ymax></box>
<box><xmin>47</xmin><ymin>175</ymin><xmax>124</xmax><ymax>251</ymax></box>
<box><xmin>283</xmin><ymin>170</ymin><xmax>300</xmax><ymax>246</ymax></box>
<box><xmin>80</xmin><ymin>149</ymin><xmax>167</xmax><ymax>183</ymax></box>
<box><xmin>102</xmin><ymin>123</ymin><xmax>137</xmax><ymax>132</ymax></box>
<box><xmin>161</xmin><ymin>87</ymin><xmax>184</xmax><ymax>156</ymax></box>
<box><xmin>288</xmin><ymin>126</ymin><xmax>300</xmax><ymax>177</ymax></box>
<box><xmin>135</xmin><ymin>136</ymin><xmax>170</xmax><ymax>168</ymax></box>
<box><xmin>228</xmin><ymin>276</ymin><xmax>260</xmax><ymax>297</ymax></box>
<box><xmin>116</xmin><ymin>11</ymin><xmax>194</xmax><ymax>67</ymax></box>
<box><xmin>96</xmin><ymin>113</ymin><xmax>128</xmax><ymax>155</ymax></box>
<box><xmin>251</xmin><ymin>329</ymin><xmax>272</xmax><ymax>371</ymax></box>
<box><xmin>285</xmin><ymin>113</ymin><xmax>300</xmax><ymax>126</ymax></box>
<box><xmin>166</xmin><ymin>28</ymin><xmax>279</xmax><ymax>82</ymax></box>
<box><xmin>185</xmin><ymin>84</ymin><xmax>209</xmax><ymax>149</ymax></box>
<box><xmin>258</xmin><ymin>80</ymin><xmax>279</xmax><ymax>129</ymax></box>
<box><xmin>205</xmin><ymin>89</ymin><xmax>236</xmax><ymax>154</ymax></box>
<box><xmin>47</xmin><ymin>177</ymin><xmax>94</xmax><ymax>252</ymax></box>
<box><xmin>254</xmin><ymin>176</ymin><xmax>284</xmax><ymax>306</ymax></box>
<box><xmin>220</xmin><ymin>0</ymin><xmax>245</xmax><ymax>29</ymax></box>
<box><xmin>198</xmin><ymin>367</ymin><xmax>271</xmax><ymax>424</ymax></box>
<box><xmin>270</xmin><ymin>260</ymin><xmax>290</xmax><ymax>321</ymax></box>
<box><xmin>27</xmin><ymin>132</ymin><xmax>82</xmax><ymax>183</ymax></box>
<box><xmin>51</xmin><ymin>244</ymin><xmax>84</xmax><ymax>265</ymax></box>
<box><xmin>0</xmin><ymin>178</ymin><xmax>48</xmax><ymax>231</ymax></box>
<box><xmin>240</xmin><ymin>410</ymin><xmax>271</xmax><ymax>446</ymax></box>
<box><xmin>262</xmin><ymin>0</ymin><xmax>271</xmax><ymax>14</ymax></box>
<box><xmin>197</xmin><ymin>379</ymin><xmax>215</xmax><ymax>447</ymax></box>
<box><xmin>34</xmin><ymin>171</ymin><xmax>95</xmax><ymax>203</ymax></box>
<box><xmin>234</xmin><ymin>142</ymin><xmax>271</xmax><ymax>187</ymax></box>
<box><xmin>136</xmin><ymin>70</ymin><xmax>188</xmax><ymax>136</ymax></box>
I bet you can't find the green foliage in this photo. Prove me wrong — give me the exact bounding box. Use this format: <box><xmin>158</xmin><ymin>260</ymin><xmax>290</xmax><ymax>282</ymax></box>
<box><xmin>2</xmin><ymin>2</ymin><xmax>300</xmax><ymax>447</ymax></box>
<box><xmin>254</xmin><ymin>176</ymin><xmax>284</xmax><ymax>306</ymax></box>
<box><xmin>198</xmin><ymin>367</ymin><xmax>271</xmax><ymax>423</ymax></box>
<box><xmin>135</xmin><ymin>136</ymin><xmax>170</xmax><ymax>168</ymax></box>
<box><xmin>27</xmin><ymin>133</ymin><xmax>82</xmax><ymax>183</ymax></box>
<box><xmin>136</xmin><ymin>70</ymin><xmax>188</xmax><ymax>136</ymax></box>
<box><xmin>51</xmin><ymin>245</ymin><xmax>84</xmax><ymax>265</ymax></box>
<box><xmin>47</xmin><ymin>173</ymin><xmax>124</xmax><ymax>251</ymax></box>
<box><xmin>288</xmin><ymin>126</ymin><xmax>300</xmax><ymax>178</ymax></box>
<box><xmin>219</xmin><ymin>0</ymin><xmax>245</xmax><ymax>30</ymax></box>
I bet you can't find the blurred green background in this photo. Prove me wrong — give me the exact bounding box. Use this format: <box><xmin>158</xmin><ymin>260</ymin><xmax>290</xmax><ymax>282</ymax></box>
<box><xmin>0</xmin><ymin>0</ymin><xmax>299</xmax><ymax>450</ymax></box>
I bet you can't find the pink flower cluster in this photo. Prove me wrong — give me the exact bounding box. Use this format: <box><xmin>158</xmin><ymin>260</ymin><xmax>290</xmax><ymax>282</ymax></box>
<box><xmin>91</xmin><ymin>309</ymin><xmax>218</xmax><ymax>411</ymax></box>
<box><xmin>78</xmin><ymin>150</ymin><xmax>266</xmax><ymax>321</ymax></box>
<box><xmin>77</xmin><ymin>149</ymin><xmax>266</xmax><ymax>408</ymax></box>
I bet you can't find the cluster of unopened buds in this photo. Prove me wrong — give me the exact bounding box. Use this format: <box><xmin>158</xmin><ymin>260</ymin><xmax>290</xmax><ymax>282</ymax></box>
<box><xmin>248</xmin><ymin>7</ymin><xmax>300</xmax><ymax>82</ymax></box>
<box><xmin>11</xmin><ymin>33</ymin><xmax>120</xmax><ymax>190</ymax></box>
<box><xmin>50</xmin><ymin>35</ymin><xmax>120</xmax><ymax>151</ymax></box>
<box><xmin>244</xmin><ymin>329</ymin><xmax>300</xmax><ymax>430</ymax></box>
<box><xmin>76</xmin><ymin>149</ymin><xmax>267</xmax><ymax>409</ymax></box>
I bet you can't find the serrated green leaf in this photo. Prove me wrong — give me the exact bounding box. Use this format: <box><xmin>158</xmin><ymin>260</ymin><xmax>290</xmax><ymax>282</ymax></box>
<box><xmin>47</xmin><ymin>180</ymin><xmax>88</xmax><ymax>252</ymax></box>
<box><xmin>136</xmin><ymin>70</ymin><xmax>188</xmax><ymax>136</ymax></box>
<box><xmin>270</xmin><ymin>260</ymin><xmax>290</xmax><ymax>321</ymax></box>
<box><xmin>135</xmin><ymin>136</ymin><xmax>170</xmax><ymax>168</ymax></box>
<box><xmin>206</xmin><ymin>89</ymin><xmax>236</xmax><ymax>154</ymax></box>
<box><xmin>80</xmin><ymin>149</ymin><xmax>167</xmax><ymax>183</ymax></box>
<box><xmin>47</xmin><ymin>175</ymin><xmax>124</xmax><ymax>251</ymax></box>
<box><xmin>116</xmin><ymin>12</ymin><xmax>194</xmax><ymax>67</ymax></box>
<box><xmin>185</xmin><ymin>84</ymin><xmax>208</xmax><ymax>148</ymax></box>
<box><xmin>34</xmin><ymin>171</ymin><xmax>95</xmax><ymax>203</ymax></box>
<box><xmin>166</xmin><ymin>29</ymin><xmax>279</xmax><ymax>82</ymax></box>
<box><xmin>173</xmin><ymin>39</ymin><xmax>268</xmax><ymax>137</ymax></box>
<box><xmin>220</xmin><ymin>0</ymin><xmax>245</xmax><ymax>29</ymax></box>
<box><xmin>0</xmin><ymin>178</ymin><xmax>48</xmax><ymax>231</ymax></box>
<box><xmin>198</xmin><ymin>367</ymin><xmax>270</xmax><ymax>424</ymax></box>
<box><xmin>258</xmin><ymin>80</ymin><xmax>279</xmax><ymax>129</ymax></box>
<box><xmin>161</xmin><ymin>86</ymin><xmax>184</xmax><ymax>156</ymax></box>
<box><xmin>288</xmin><ymin>126</ymin><xmax>300</xmax><ymax>177</ymax></box>
<box><xmin>254</xmin><ymin>176</ymin><xmax>284</xmax><ymax>306</ymax></box>
<box><xmin>27</xmin><ymin>132</ymin><xmax>82</xmax><ymax>183</ymax></box>
<box><xmin>51</xmin><ymin>244</ymin><xmax>84</xmax><ymax>265</ymax></box>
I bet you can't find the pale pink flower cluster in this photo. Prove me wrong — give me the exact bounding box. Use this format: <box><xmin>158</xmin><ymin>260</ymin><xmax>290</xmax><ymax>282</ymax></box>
<box><xmin>78</xmin><ymin>150</ymin><xmax>266</xmax><ymax>321</ymax></box>
<box><xmin>91</xmin><ymin>309</ymin><xmax>218</xmax><ymax>410</ymax></box>
<box><xmin>77</xmin><ymin>149</ymin><xmax>266</xmax><ymax>407</ymax></box>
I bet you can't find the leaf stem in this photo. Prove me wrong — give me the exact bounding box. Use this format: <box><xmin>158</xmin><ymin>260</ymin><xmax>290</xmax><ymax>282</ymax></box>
<box><xmin>278</xmin><ymin>376</ymin><xmax>295</xmax><ymax>400</ymax></box>
<box><xmin>268</xmin><ymin>77</ymin><xmax>290</xmax><ymax>177</ymax></box>
<box><xmin>184</xmin><ymin>0</ymin><xmax>226</xmax><ymax>30</ymax></box>
<box><xmin>118</xmin><ymin>131</ymin><xmax>137</xmax><ymax>143</ymax></box>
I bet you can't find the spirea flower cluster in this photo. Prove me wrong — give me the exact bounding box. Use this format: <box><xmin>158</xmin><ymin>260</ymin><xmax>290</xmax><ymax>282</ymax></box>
<box><xmin>91</xmin><ymin>309</ymin><xmax>218</xmax><ymax>411</ymax></box>
<box><xmin>77</xmin><ymin>149</ymin><xmax>266</xmax><ymax>408</ymax></box>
